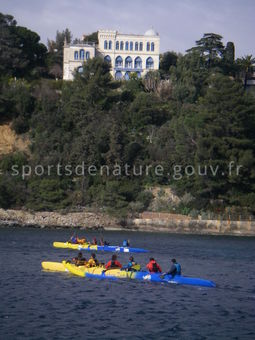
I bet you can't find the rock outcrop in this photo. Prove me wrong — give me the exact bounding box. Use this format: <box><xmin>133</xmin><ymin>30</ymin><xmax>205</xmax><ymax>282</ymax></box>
<box><xmin>0</xmin><ymin>208</ymin><xmax>255</xmax><ymax>236</ymax></box>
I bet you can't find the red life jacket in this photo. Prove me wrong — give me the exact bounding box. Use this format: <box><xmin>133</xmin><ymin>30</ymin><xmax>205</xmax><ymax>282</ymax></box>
<box><xmin>148</xmin><ymin>260</ymin><xmax>161</xmax><ymax>273</ymax></box>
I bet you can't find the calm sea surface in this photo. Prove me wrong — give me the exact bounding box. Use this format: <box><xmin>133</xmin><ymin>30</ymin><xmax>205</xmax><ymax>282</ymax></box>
<box><xmin>0</xmin><ymin>227</ymin><xmax>254</xmax><ymax>339</ymax></box>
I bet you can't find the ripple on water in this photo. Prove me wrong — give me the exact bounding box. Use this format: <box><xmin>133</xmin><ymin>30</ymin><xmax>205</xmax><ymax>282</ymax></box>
<box><xmin>0</xmin><ymin>227</ymin><xmax>255</xmax><ymax>339</ymax></box>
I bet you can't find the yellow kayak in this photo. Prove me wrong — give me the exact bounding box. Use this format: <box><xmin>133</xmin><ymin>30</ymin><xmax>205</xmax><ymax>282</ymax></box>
<box><xmin>53</xmin><ymin>242</ymin><xmax>98</xmax><ymax>250</ymax></box>
<box><xmin>62</xmin><ymin>261</ymin><xmax>136</xmax><ymax>279</ymax></box>
<box><xmin>41</xmin><ymin>261</ymin><xmax>106</xmax><ymax>275</ymax></box>
<box><xmin>41</xmin><ymin>262</ymin><xmax>216</xmax><ymax>287</ymax></box>
<box><xmin>53</xmin><ymin>242</ymin><xmax>148</xmax><ymax>253</ymax></box>
<box><xmin>41</xmin><ymin>261</ymin><xmax>67</xmax><ymax>272</ymax></box>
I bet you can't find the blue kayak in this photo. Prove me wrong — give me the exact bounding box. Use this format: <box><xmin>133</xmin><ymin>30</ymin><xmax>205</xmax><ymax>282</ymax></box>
<box><xmin>53</xmin><ymin>242</ymin><xmax>149</xmax><ymax>253</ymax></box>
<box><xmin>63</xmin><ymin>263</ymin><xmax>216</xmax><ymax>288</ymax></box>
<box><xmin>100</xmin><ymin>245</ymin><xmax>149</xmax><ymax>253</ymax></box>
<box><xmin>134</xmin><ymin>272</ymin><xmax>216</xmax><ymax>287</ymax></box>
<box><xmin>87</xmin><ymin>271</ymin><xmax>216</xmax><ymax>287</ymax></box>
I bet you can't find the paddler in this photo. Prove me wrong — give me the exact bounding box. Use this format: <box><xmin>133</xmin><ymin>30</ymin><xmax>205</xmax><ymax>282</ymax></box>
<box><xmin>92</xmin><ymin>237</ymin><xmax>97</xmax><ymax>245</ymax></box>
<box><xmin>76</xmin><ymin>236</ymin><xmax>87</xmax><ymax>244</ymax></box>
<box><xmin>105</xmin><ymin>254</ymin><xmax>122</xmax><ymax>269</ymax></box>
<box><xmin>146</xmin><ymin>258</ymin><xmax>162</xmax><ymax>273</ymax></box>
<box><xmin>68</xmin><ymin>234</ymin><xmax>87</xmax><ymax>244</ymax></box>
<box><xmin>85</xmin><ymin>253</ymin><xmax>99</xmax><ymax>267</ymax></box>
<box><xmin>100</xmin><ymin>237</ymin><xmax>110</xmax><ymax>246</ymax></box>
<box><xmin>123</xmin><ymin>256</ymin><xmax>141</xmax><ymax>272</ymax></box>
<box><xmin>164</xmin><ymin>258</ymin><xmax>181</xmax><ymax>277</ymax></box>
<box><xmin>72</xmin><ymin>252</ymin><xmax>87</xmax><ymax>266</ymax></box>
<box><xmin>68</xmin><ymin>234</ymin><xmax>78</xmax><ymax>244</ymax></box>
<box><xmin>122</xmin><ymin>239</ymin><xmax>130</xmax><ymax>247</ymax></box>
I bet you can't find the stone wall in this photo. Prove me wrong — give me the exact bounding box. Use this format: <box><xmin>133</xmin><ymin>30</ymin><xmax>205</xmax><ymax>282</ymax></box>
<box><xmin>127</xmin><ymin>217</ymin><xmax>255</xmax><ymax>236</ymax></box>
<box><xmin>0</xmin><ymin>208</ymin><xmax>254</xmax><ymax>236</ymax></box>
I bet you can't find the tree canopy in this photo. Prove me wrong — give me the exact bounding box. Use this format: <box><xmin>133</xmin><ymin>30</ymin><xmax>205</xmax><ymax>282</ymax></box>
<box><xmin>0</xmin><ymin>15</ymin><xmax>255</xmax><ymax>217</ymax></box>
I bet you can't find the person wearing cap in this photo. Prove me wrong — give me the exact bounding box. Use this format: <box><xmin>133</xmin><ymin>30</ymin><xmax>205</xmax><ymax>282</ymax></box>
<box><xmin>146</xmin><ymin>258</ymin><xmax>162</xmax><ymax>273</ymax></box>
<box><xmin>164</xmin><ymin>258</ymin><xmax>181</xmax><ymax>277</ymax></box>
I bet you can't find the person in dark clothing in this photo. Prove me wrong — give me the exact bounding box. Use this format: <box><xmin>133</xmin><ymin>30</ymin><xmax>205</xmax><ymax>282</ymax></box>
<box><xmin>72</xmin><ymin>252</ymin><xmax>86</xmax><ymax>266</ymax></box>
<box><xmin>100</xmin><ymin>238</ymin><xmax>110</xmax><ymax>246</ymax></box>
<box><xmin>164</xmin><ymin>258</ymin><xmax>181</xmax><ymax>277</ymax></box>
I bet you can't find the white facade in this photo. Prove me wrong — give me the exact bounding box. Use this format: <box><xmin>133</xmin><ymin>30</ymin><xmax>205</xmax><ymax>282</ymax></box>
<box><xmin>63</xmin><ymin>43</ymin><xmax>96</xmax><ymax>80</ymax></box>
<box><xmin>63</xmin><ymin>29</ymin><xmax>160</xmax><ymax>80</ymax></box>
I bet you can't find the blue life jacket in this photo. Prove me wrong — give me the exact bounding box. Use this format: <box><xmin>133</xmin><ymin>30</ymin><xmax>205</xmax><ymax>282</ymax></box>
<box><xmin>71</xmin><ymin>236</ymin><xmax>77</xmax><ymax>244</ymax></box>
<box><xmin>174</xmin><ymin>263</ymin><xmax>181</xmax><ymax>275</ymax></box>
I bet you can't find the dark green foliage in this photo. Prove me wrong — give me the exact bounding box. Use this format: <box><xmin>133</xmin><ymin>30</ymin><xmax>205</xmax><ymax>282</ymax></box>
<box><xmin>159</xmin><ymin>51</ymin><xmax>178</xmax><ymax>76</ymax></box>
<box><xmin>187</xmin><ymin>33</ymin><xmax>224</xmax><ymax>68</ymax></box>
<box><xmin>83</xmin><ymin>32</ymin><xmax>98</xmax><ymax>44</ymax></box>
<box><xmin>47</xmin><ymin>28</ymin><xmax>72</xmax><ymax>78</ymax></box>
<box><xmin>0</xmin><ymin>153</ymin><xmax>28</xmax><ymax>208</ymax></box>
<box><xmin>236</xmin><ymin>55</ymin><xmax>255</xmax><ymax>89</ymax></box>
<box><xmin>224</xmin><ymin>42</ymin><xmax>235</xmax><ymax>64</ymax></box>
<box><xmin>26</xmin><ymin>178</ymin><xmax>71</xmax><ymax>211</ymax></box>
<box><xmin>0</xmin><ymin>17</ymin><xmax>254</xmax><ymax>215</ymax></box>
<box><xmin>0</xmin><ymin>13</ymin><xmax>47</xmax><ymax>79</ymax></box>
<box><xmin>0</xmin><ymin>79</ymin><xmax>34</xmax><ymax>129</ymax></box>
<box><xmin>171</xmin><ymin>51</ymin><xmax>209</xmax><ymax>102</ymax></box>
<box><xmin>128</xmin><ymin>92</ymin><xmax>171</xmax><ymax>131</ymax></box>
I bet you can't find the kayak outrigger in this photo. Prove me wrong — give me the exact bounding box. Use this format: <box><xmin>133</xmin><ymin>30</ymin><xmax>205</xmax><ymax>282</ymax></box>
<box><xmin>53</xmin><ymin>242</ymin><xmax>149</xmax><ymax>253</ymax></box>
<box><xmin>41</xmin><ymin>261</ymin><xmax>216</xmax><ymax>288</ymax></box>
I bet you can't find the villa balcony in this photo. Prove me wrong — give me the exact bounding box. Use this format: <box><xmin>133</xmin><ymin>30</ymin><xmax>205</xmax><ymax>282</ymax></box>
<box><xmin>114</xmin><ymin>66</ymin><xmax>143</xmax><ymax>72</ymax></box>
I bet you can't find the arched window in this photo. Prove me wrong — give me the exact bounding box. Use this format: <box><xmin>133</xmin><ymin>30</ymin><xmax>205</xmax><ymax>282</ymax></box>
<box><xmin>151</xmin><ymin>42</ymin><xmax>155</xmax><ymax>52</ymax></box>
<box><xmin>146</xmin><ymin>57</ymin><xmax>154</xmax><ymax>69</ymax></box>
<box><xmin>125</xmin><ymin>41</ymin><xmax>129</xmax><ymax>50</ymax></box>
<box><xmin>120</xmin><ymin>41</ymin><xmax>124</xmax><ymax>50</ymax></box>
<box><xmin>124</xmin><ymin>71</ymin><xmax>130</xmax><ymax>80</ymax></box>
<box><xmin>115</xmin><ymin>71</ymin><xmax>122</xmax><ymax>80</ymax></box>
<box><xmin>135</xmin><ymin>42</ymin><xmax>138</xmax><ymax>51</ymax></box>
<box><xmin>115</xmin><ymin>56</ymin><xmax>123</xmax><ymax>68</ymax></box>
<box><xmin>109</xmin><ymin>40</ymin><xmax>112</xmax><ymax>50</ymax></box>
<box><xmin>104</xmin><ymin>55</ymin><xmax>111</xmax><ymax>64</ymax></box>
<box><xmin>104</xmin><ymin>40</ymin><xmax>108</xmax><ymax>49</ymax></box>
<box><xmin>147</xmin><ymin>42</ymin><xmax>150</xmax><ymax>51</ymax></box>
<box><xmin>86</xmin><ymin>51</ymin><xmax>90</xmax><ymax>59</ymax></box>
<box><xmin>74</xmin><ymin>51</ymin><xmax>78</xmax><ymax>60</ymax></box>
<box><xmin>80</xmin><ymin>49</ymin><xmax>85</xmax><ymax>60</ymax></box>
<box><xmin>139</xmin><ymin>42</ymin><xmax>143</xmax><ymax>51</ymax></box>
<box><xmin>136</xmin><ymin>71</ymin><xmax>141</xmax><ymax>78</ymax></box>
<box><xmin>125</xmin><ymin>56</ymin><xmax>132</xmax><ymax>68</ymax></box>
<box><xmin>135</xmin><ymin>57</ymin><xmax>142</xmax><ymax>69</ymax></box>
<box><xmin>116</xmin><ymin>41</ymin><xmax>119</xmax><ymax>50</ymax></box>
<box><xmin>130</xmin><ymin>42</ymin><xmax>133</xmax><ymax>51</ymax></box>
<box><xmin>77</xmin><ymin>66</ymin><xmax>83</xmax><ymax>73</ymax></box>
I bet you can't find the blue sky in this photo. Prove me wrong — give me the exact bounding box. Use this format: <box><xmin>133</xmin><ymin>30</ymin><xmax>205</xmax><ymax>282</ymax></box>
<box><xmin>1</xmin><ymin>0</ymin><xmax>255</xmax><ymax>57</ymax></box>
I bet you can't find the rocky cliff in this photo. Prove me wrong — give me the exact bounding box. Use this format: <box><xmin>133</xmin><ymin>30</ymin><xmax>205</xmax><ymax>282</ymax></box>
<box><xmin>0</xmin><ymin>208</ymin><xmax>255</xmax><ymax>236</ymax></box>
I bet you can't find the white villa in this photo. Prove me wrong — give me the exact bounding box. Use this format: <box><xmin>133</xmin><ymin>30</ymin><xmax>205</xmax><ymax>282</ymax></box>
<box><xmin>63</xmin><ymin>28</ymin><xmax>160</xmax><ymax>80</ymax></box>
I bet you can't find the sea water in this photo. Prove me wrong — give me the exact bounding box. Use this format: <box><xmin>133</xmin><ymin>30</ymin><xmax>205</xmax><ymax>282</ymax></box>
<box><xmin>0</xmin><ymin>227</ymin><xmax>254</xmax><ymax>339</ymax></box>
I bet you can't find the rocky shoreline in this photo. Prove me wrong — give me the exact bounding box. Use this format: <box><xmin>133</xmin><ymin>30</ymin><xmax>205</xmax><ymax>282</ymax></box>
<box><xmin>0</xmin><ymin>208</ymin><xmax>255</xmax><ymax>236</ymax></box>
